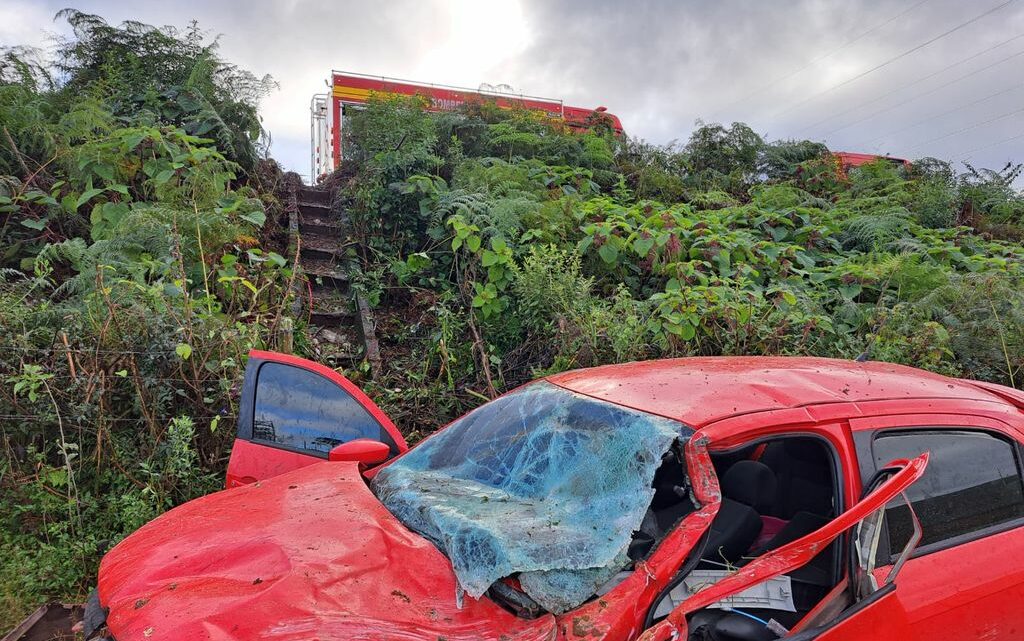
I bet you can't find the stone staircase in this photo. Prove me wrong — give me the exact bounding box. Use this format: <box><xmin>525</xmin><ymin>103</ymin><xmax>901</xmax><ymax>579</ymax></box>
<box><xmin>293</xmin><ymin>185</ymin><xmax>380</xmax><ymax>372</ymax></box>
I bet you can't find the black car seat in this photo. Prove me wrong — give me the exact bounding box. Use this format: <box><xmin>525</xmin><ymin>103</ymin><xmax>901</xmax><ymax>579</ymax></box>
<box><xmin>701</xmin><ymin>461</ymin><xmax>777</xmax><ymax>564</ymax></box>
<box><xmin>759</xmin><ymin>439</ymin><xmax>834</xmax><ymax>519</ymax></box>
<box><xmin>754</xmin><ymin>439</ymin><xmax>837</xmax><ymax>591</ymax></box>
<box><xmin>628</xmin><ymin>449</ymin><xmax>695</xmax><ymax>560</ymax></box>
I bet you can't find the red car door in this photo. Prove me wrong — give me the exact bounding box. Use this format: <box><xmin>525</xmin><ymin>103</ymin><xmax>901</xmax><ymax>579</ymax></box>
<box><xmin>637</xmin><ymin>454</ymin><xmax>930</xmax><ymax>641</ymax></box>
<box><xmin>225</xmin><ymin>350</ymin><xmax>408</xmax><ymax>487</ymax></box>
<box><xmin>850</xmin><ymin>414</ymin><xmax>1024</xmax><ymax>640</ymax></box>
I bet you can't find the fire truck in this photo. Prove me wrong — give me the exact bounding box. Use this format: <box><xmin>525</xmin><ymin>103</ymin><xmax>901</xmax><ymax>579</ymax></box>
<box><xmin>310</xmin><ymin>71</ymin><xmax>623</xmax><ymax>180</ymax></box>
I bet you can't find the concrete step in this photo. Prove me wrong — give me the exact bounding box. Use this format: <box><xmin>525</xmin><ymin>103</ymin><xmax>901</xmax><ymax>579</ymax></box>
<box><xmin>310</xmin><ymin>309</ymin><xmax>355</xmax><ymax>326</ymax></box>
<box><xmin>297</xmin><ymin>187</ymin><xmax>331</xmax><ymax>207</ymax></box>
<box><xmin>302</xmin><ymin>257</ymin><xmax>350</xmax><ymax>281</ymax></box>
<box><xmin>308</xmin><ymin>325</ymin><xmax>363</xmax><ymax>362</ymax></box>
<box><xmin>300</xmin><ymin>234</ymin><xmax>349</xmax><ymax>261</ymax></box>
<box><xmin>299</xmin><ymin>206</ymin><xmax>348</xmax><ymax>236</ymax></box>
<box><xmin>310</xmin><ymin>285</ymin><xmax>355</xmax><ymax>322</ymax></box>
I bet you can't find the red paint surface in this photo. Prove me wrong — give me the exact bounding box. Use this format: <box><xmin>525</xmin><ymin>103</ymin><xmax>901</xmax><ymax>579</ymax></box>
<box><xmin>225</xmin><ymin>438</ymin><xmax>321</xmax><ymax>488</ymax></box>
<box><xmin>548</xmin><ymin>357</ymin><xmax>1004</xmax><ymax>429</ymax></box>
<box><xmin>328</xmin><ymin>438</ymin><xmax>391</xmax><ymax>464</ymax></box>
<box><xmin>97</xmin><ymin>356</ymin><xmax>1024</xmax><ymax>640</ymax></box>
<box><xmin>99</xmin><ymin>462</ymin><xmax>558</xmax><ymax>641</ymax></box>
<box><xmin>833</xmin><ymin>151</ymin><xmax>910</xmax><ymax>170</ymax></box>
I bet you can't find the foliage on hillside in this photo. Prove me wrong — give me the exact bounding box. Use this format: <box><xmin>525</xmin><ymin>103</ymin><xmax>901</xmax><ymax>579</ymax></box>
<box><xmin>0</xmin><ymin>13</ymin><xmax>293</xmax><ymax>628</ymax></box>
<box><xmin>2</xmin><ymin>11</ymin><xmax>1024</xmax><ymax>633</ymax></box>
<box><xmin>342</xmin><ymin>97</ymin><xmax>1024</xmax><ymax>436</ymax></box>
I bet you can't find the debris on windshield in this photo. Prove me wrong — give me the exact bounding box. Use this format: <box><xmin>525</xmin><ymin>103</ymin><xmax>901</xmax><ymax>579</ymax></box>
<box><xmin>372</xmin><ymin>381</ymin><xmax>689</xmax><ymax>613</ymax></box>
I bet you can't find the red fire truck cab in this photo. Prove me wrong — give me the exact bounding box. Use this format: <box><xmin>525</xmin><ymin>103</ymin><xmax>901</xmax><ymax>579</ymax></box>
<box><xmin>310</xmin><ymin>71</ymin><xmax>623</xmax><ymax>180</ymax></box>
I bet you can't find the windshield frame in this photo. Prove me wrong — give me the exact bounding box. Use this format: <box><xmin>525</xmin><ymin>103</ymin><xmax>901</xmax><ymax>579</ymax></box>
<box><xmin>370</xmin><ymin>380</ymin><xmax>695</xmax><ymax>614</ymax></box>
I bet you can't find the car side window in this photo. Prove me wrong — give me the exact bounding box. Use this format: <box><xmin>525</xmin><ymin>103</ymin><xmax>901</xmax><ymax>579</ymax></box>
<box><xmin>253</xmin><ymin>362</ymin><xmax>393</xmax><ymax>456</ymax></box>
<box><xmin>871</xmin><ymin>430</ymin><xmax>1024</xmax><ymax>551</ymax></box>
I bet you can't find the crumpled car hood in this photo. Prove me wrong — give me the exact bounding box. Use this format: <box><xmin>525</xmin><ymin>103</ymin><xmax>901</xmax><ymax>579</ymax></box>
<box><xmin>97</xmin><ymin>461</ymin><xmax>556</xmax><ymax>641</ymax></box>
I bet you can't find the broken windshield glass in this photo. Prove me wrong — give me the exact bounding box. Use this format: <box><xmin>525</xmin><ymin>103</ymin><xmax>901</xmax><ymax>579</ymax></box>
<box><xmin>371</xmin><ymin>381</ymin><xmax>691</xmax><ymax>614</ymax></box>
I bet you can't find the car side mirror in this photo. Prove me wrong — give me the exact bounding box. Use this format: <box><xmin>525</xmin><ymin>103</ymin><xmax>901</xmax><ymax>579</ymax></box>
<box><xmin>328</xmin><ymin>439</ymin><xmax>391</xmax><ymax>465</ymax></box>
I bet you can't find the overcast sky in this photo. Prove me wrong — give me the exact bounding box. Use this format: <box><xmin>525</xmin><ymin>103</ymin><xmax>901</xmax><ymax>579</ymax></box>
<box><xmin>2</xmin><ymin>0</ymin><xmax>1022</xmax><ymax>184</ymax></box>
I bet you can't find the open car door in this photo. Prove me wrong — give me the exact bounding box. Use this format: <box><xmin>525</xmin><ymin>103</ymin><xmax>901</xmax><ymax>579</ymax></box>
<box><xmin>225</xmin><ymin>350</ymin><xmax>407</xmax><ymax>487</ymax></box>
<box><xmin>639</xmin><ymin>453</ymin><xmax>929</xmax><ymax>641</ymax></box>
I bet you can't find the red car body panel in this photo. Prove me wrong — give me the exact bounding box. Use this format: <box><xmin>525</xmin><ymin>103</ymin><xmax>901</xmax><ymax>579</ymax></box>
<box><xmin>224</xmin><ymin>350</ymin><xmax>407</xmax><ymax>489</ymax></box>
<box><xmin>547</xmin><ymin>357</ymin><xmax>1002</xmax><ymax>428</ymax></box>
<box><xmin>886</xmin><ymin>524</ymin><xmax>1024</xmax><ymax>639</ymax></box>
<box><xmin>98</xmin><ymin>461</ymin><xmax>558</xmax><ymax>641</ymax></box>
<box><xmin>95</xmin><ymin>354</ymin><xmax>1024</xmax><ymax>641</ymax></box>
<box><xmin>225</xmin><ymin>439</ymin><xmax>326</xmax><ymax>488</ymax></box>
<box><xmin>846</xmin><ymin>411</ymin><xmax>1024</xmax><ymax>640</ymax></box>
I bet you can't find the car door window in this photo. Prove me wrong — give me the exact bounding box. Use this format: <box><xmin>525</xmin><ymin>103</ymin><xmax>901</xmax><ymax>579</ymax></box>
<box><xmin>253</xmin><ymin>362</ymin><xmax>394</xmax><ymax>456</ymax></box>
<box><xmin>871</xmin><ymin>430</ymin><xmax>1024</xmax><ymax>552</ymax></box>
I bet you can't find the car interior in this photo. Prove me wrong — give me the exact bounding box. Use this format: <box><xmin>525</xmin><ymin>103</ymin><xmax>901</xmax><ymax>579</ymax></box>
<box><xmin>636</xmin><ymin>436</ymin><xmax>842</xmax><ymax>641</ymax></box>
<box><xmin>487</xmin><ymin>434</ymin><xmax>843</xmax><ymax>636</ymax></box>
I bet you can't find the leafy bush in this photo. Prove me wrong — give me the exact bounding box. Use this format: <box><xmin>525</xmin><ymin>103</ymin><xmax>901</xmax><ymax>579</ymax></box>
<box><xmin>342</xmin><ymin>96</ymin><xmax>1024</xmax><ymax>422</ymax></box>
<box><xmin>0</xmin><ymin>13</ymin><xmax>292</xmax><ymax>629</ymax></box>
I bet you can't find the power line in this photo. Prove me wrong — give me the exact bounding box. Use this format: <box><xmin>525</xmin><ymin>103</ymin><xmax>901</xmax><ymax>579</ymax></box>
<box><xmin>773</xmin><ymin>0</ymin><xmax>1018</xmax><ymax>119</ymax></box>
<box><xmin>866</xmin><ymin>82</ymin><xmax>1024</xmax><ymax>147</ymax></box>
<box><xmin>803</xmin><ymin>32</ymin><xmax>1024</xmax><ymax>133</ymax></box>
<box><xmin>961</xmin><ymin>130</ymin><xmax>1024</xmax><ymax>158</ymax></box>
<box><xmin>709</xmin><ymin>0</ymin><xmax>933</xmax><ymax>120</ymax></box>
<box><xmin>819</xmin><ymin>47</ymin><xmax>1024</xmax><ymax>139</ymax></box>
<box><xmin>902</xmin><ymin>105</ymin><xmax>1024</xmax><ymax>154</ymax></box>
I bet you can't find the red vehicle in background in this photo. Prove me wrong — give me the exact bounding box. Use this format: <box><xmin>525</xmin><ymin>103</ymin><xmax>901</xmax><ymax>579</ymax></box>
<box><xmin>310</xmin><ymin>71</ymin><xmax>623</xmax><ymax>180</ymax></box>
<box><xmin>833</xmin><ymin>151</ymin><xmax>911</xmax><ymax>177</ymax></box>
<box><xmin>84</xmin><ymin>354</ymin><xmax>1024</xmax><ymax>640</ymax></box>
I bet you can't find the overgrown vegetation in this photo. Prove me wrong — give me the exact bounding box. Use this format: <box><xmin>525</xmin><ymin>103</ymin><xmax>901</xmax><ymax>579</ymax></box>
<box><xmin>343</xmin><ymin>97</ymin><xmax>1024</xmax><ymax>437</ymax></box>
<box><xmin>0</xmin><ymin>13</ymin><xmax>292</xmax><ymax>628</ymax></box>
<box><xmin>3</xmin><ymin>10</ymin><xmax>1024</xmax><ymax>634</ymax></box>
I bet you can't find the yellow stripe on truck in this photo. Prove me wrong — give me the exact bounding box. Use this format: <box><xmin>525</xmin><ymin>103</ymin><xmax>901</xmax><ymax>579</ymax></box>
<box><xmin>333</xmin><ymin>86</ymin><xmax>372</xmax><ymax>101</ymax></box>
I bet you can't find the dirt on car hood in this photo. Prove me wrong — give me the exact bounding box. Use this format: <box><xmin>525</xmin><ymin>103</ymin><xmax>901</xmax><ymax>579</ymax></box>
<box><xmin>97</xmin><ymin>461</ymin><xmax>557</xmax><ymax>641</ymax></box>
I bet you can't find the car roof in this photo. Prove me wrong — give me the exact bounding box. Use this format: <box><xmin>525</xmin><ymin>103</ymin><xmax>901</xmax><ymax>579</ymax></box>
<box><xmin>546</xmin><ymin>356</ymin><xmax>1008</xmax><ymax>427</ymax></box>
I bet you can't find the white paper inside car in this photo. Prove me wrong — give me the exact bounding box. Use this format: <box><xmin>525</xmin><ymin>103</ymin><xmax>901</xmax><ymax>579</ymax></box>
<box><xmin>653</xmin><ymin>569</ymin><xmax>795</xmax><ymax>619</ymax></box>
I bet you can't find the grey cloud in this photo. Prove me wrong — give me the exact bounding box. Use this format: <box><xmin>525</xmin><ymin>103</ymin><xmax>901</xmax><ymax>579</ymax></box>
<box><xmin>6</xmin><ymin>0</ymin><xmax>1023</xmax><ymax>182</ymax></box>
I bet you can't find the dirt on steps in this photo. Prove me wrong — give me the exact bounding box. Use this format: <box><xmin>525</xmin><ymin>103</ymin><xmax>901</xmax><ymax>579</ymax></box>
<box><xmin>292</xmin><ymin>183</ymin><xmax>379</xmax><ymax>373</ymax></box>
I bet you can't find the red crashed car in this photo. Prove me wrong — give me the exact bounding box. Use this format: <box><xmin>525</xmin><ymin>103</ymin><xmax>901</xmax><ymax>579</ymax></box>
<box><xmin>85</xmin><ymin>351</ymin><xmax>1024</xmax><ymax>641</ymax></box>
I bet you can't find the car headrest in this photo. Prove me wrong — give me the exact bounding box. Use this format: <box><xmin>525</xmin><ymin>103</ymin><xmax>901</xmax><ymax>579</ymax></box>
<box><xmin>783</xmin><ymin>438</ymin><xmax>824</xmax><ymax>462</ymax></box>
<box><xmin>720</xmin><ymin>460</ymin><xmax>777</xmax><ymax>512</ymax></box>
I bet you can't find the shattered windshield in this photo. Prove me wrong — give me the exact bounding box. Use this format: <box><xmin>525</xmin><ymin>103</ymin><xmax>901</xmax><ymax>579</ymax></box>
<box><xmin>371</xmin><ymin>381</ymin><xmax>691</xmax><ymax>614</ymax></box>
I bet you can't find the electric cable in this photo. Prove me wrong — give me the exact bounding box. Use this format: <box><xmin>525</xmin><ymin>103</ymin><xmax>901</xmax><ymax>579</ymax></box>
<box><xmin>960</xmin><ymin>130</ymin><xmax>1024</xmax><ymax>158</ymax></box>
<box><xmin>802</xmin><ymin>31</ymin><xmax>1024</xmax><ymax>132</ymax></box>
<box><xmin>773</xmin><ymin>0</ymin><xmax>1018</xmax><ymax>119</ymax></box>
<box><xmin>818</xmin><ymin>47</ymin><xmax>1024</xmax><ymax>138</ymax></box>
<box><xmin>866</xmin><ymin>82</ymin><xmax>1024</xmax><ymax>146</ymax></box>
<box><xmin>902</xmin><ymin>104</ymin><xmax>1024</xmax><ymax>154</ymax></box>
<box><xmin>709</xmin><ymin>0</ymin><xmax>933</xmax><ymax>120</ymax></box>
